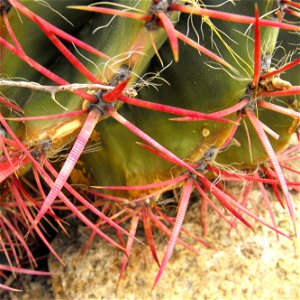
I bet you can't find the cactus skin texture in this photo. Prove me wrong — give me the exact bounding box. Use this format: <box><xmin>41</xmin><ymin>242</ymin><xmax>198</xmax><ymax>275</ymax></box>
<box><xmin>0</xmin><ymin>0</ymin><xmax>299</xmax><ymax>292</ymax></box>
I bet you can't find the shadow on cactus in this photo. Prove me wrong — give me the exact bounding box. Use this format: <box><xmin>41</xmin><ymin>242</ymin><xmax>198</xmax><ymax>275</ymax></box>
<box><xmin>0</xmin><ymin>0</ymin><xmax>299</xmax><ymax>292</ymax></box>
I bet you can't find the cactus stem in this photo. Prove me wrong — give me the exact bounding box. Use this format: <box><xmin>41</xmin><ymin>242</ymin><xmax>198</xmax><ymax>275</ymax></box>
<box><xmin>0</xmin><ymin>37</ymin><xmax>95</xmax><ymax>101</ymax></box>
<box><xmin>175</xmin><ymin>29</ymin><xmax>237</xmax><ymax>72</ymax></box>
<box><xmin>152</xmin><ymin>177</ymin><xmax>194</xmax><ymax>291</ymax></box>
<box><xmin>68</xmin><ymin>2</ymin><xmax>182</xmax><ymax>64</ymax></box>
<box><xmin>32</xmin><ymin>15</ymin><xmax>102</xmax><ymax>84</ymax></box>
<box><xmin>8</xmin><ymin>0</ymin><xmax>110</xmax><ymax>59</ymax></box>
<box><xmin>245</xmin><ymin>109</ymin><xmax>297</xmax><ymax>235</ymax></box>
<box><xmin>68</xmin><ymin>2</ymin><xmax>234</xmax><ymax>68</ymax></box>
<box><xmin>221</xmin><ymin>113</ymin><xmax>242</xmax><ymax>148</ymax></box>
<box><xmin>137</xmin><ymin>142</ymin><xmax>184</xmax><ymax>165</ymax></box>
<box><xmin>0</xmin><ymin>28</ymin><xmax>65</xmax><ymax>85</ymax></box>
<box><xmin>252</xmin><ymin>5</ymin><xmax>261</xmax><ymax>88</ymax></box>
<box><xmin>108</xmin><ymin>108</ymin><xmax>202</xmax><ymax>177</ymax></box>
<box><xmin>169</xmin><ymin>3</ymin><xmax>300</xmax><ymax>31</ymax></box>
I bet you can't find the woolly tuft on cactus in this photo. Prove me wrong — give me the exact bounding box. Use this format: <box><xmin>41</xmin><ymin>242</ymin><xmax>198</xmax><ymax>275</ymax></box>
<box><xmin>0</xmin><ymin>0</ymin><xmax>299</xmax><ymax>292</ymax></box>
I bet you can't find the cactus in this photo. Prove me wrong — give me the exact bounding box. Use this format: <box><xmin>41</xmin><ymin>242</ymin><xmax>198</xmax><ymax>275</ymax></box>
<box><xmin>0</xmin><ymin>0</ymin><xmax>299</xmax><ymax>292</ymax></box>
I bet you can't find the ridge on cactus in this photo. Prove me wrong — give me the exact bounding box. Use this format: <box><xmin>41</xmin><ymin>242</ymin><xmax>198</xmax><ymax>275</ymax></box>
<box><xmin>0</xmin><ymin>0</ymin><xmax>299</xmax><ymax>292</ymax></box>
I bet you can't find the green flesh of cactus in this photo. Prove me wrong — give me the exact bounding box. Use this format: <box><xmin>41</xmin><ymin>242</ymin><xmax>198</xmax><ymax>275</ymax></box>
<box><xmin>2</xmin><ymin>0</ymin><xmax>296</xmax><ymax>198</ymax></box>
<box><xmin>0</xmin><ymin>0</ymin><xmax>93</xmax><ymax>107</ymax></box>
<box><xmin>81</xmin><ymin>0</ymin><xmax>298</xmax><ymax>196</ymax></box>
<box><xmin>1</xmin><ymin>0</ymin><xmax>300</xmax><ymax>290</ymax></box>
<box><xmin>14</xmin><ymin>0</ymin><xmax>179</xmax><ymax>151</ymax></box>
<box><xmin>216</xmin><ymin>15</ymin><xmax>299</xmax><ymax>168</ymax></box>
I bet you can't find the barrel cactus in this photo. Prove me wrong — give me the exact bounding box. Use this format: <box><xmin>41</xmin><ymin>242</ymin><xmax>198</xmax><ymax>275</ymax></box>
<box><xmin>0</xmin><ymin>0</ymin><xmax>299</xmax><ymax>292</ymax></box>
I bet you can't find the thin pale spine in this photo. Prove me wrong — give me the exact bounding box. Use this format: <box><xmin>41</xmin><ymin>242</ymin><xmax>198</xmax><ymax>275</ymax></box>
<box><xmin>152</xmin><ymin>177</ymin><xmax>194</xmax><ymax>291</ymax></box>
<box><xmin>245</xmin><ymin>109</ymin><xmax>297</xmax><ymax>235</ymax></box>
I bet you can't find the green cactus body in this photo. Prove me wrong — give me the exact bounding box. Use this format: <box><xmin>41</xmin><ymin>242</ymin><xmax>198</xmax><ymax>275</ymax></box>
<box><xmin>81</xmin><ymin>0</ymin><xmax>298</xmax><ymax>196</ymax></box>
<box><xmin>6</xmin><ymin>0</ymin><xmax>298</xmax><ymax>196</ymax></box>
<box><xmin>0</xmin><ymin>0</ymin><xmax>93</xmax><ymax>106</ymax></box>
<box><xmin>0</xmin><ymin>0</ymin><xmax>299</xmax><ymax>291</ymax></box>
<box><xmin>14</xmin><ymin>0</ymin><xmax>182</xmax><ymax>154</ymax></box>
